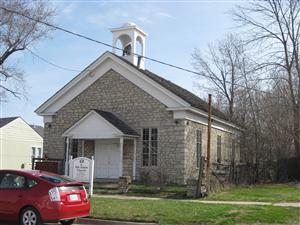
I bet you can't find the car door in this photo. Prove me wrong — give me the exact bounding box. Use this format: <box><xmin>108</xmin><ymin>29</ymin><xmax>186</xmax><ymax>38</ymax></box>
<box><xmin>0</xmin><ymin>172</ymin><xmax>26</xmax><ymax>220</ymax></box>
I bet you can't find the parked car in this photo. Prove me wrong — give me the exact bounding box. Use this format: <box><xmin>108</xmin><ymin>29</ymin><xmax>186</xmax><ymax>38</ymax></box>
<box><xmin>0</xmin><ymin>169</ymin><xmax>90</xmax><ymax>225</ymax></box>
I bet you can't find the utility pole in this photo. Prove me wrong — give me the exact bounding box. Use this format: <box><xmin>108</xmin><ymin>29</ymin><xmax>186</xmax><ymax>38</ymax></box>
<box><xmin>206</xmin><ymin>94</ymin><xmax>212</xmax><ymax>172</ymax></box>
<box><xmin>205</xmin><ymin>94</ymin><xmax>212</xmax><ymax>195</ymax></box>
<box><xmin>196</xmin><ymin>94</ymin><xmax>212</xmax><ymax>197</ymax></box>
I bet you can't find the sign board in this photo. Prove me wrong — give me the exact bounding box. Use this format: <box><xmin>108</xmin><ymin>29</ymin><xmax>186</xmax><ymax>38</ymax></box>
<box><xmin>69</xmin><ymin>156</ymin><xmax>94</xmax><ymax>195</ymax></box>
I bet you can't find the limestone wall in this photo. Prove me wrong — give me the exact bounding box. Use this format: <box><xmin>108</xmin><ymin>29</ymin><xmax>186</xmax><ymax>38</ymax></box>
<box><xmin>43</xmin><ymin>69</ymin><xmax>186</xmax><ymax>183</ymax></box>
<box><xmin>184</xmin><ymin>120</ymin><xmax>241</xmax><ymax>182</ymax></box>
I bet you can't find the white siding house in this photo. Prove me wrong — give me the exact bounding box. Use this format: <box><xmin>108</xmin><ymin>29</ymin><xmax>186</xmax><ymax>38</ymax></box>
<box><xmin>0</xmin><ymin>117</ymin><xmax>43</xmax><ymax>169</ymax></box>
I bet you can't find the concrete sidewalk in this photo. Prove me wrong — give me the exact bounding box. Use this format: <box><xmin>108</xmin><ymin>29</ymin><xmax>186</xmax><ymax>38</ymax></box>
<box><xmin>95</xmin><ymin>194</ymin><xmax>300</xmax><ymax>208</ymax></box>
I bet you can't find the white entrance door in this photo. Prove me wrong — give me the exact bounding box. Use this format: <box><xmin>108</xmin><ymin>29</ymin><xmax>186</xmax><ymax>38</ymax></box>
<box><xmin>95</xmin><ymin>142</ymin><xmax>120</xmax><ymax>179</ymax></box>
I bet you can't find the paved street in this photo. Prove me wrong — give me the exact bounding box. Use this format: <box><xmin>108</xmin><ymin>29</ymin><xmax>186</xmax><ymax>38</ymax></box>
<box><xmin>0</xmin><ymin>218</ymin><xmax>157</xmax><ymax>225</ymax></box>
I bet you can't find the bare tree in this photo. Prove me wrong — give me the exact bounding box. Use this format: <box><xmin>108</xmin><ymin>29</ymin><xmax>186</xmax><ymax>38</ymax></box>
<box><xmin>192</xmin><ymin>34</ymin><xmax>250</xmax><ymax>120</ymax></box>
<box><xmin>232</xmin><ymin>0</ymin><xmax>300</xmax><ymax>157</ymax></box>
<box><xmin>0</xmin><ymin>0</ymin><xmax>54</xmax><ymax>100</ymax></box>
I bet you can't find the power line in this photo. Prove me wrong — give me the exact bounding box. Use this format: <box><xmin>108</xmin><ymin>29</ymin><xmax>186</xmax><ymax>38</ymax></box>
<box><xmin>0</xmin><ymin>6</ymin><xmax>273</xmax><ymax>94</ymax></box>
<box><xmin>26</xmin><ymin>48</ymin><xmax>81</xmax><ymax>72</ymax></box>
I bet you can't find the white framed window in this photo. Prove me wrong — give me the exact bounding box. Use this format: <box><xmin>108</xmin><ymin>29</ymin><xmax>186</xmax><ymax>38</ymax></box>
<box><xmin>231</xmin><ymin>138</ymin><xmax>236</xmax><ymax>163</ymax></box>
<box><xmin>32</xmin><ymin>146</ymin><xmax>43</xmax><ymax>159</ymax></box>
<box><xmin>217</xmin><ymin>135</ymin><xmax>222</xmax><ymax>163</ymax></box>
<box><xmin>142</xmin><ymin>128</ymin><xmax>158</xmax><ymax>167</ymax></box>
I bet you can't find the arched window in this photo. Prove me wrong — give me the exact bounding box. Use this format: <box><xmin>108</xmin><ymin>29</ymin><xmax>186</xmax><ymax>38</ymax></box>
<box><xmin>115</xmin><ymin>34</ymin><xmax>132</xmax><ymax>56</ymax></box>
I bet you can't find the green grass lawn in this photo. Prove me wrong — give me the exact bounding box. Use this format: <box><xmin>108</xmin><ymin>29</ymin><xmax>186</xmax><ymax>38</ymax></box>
<box><xmin>90</xmin><ymin>197</ymin><xmax>300</xmax><ymax>225</ymax></box>
<box><xmin>206</xmin><ymin>183</ymin><xmax>300</xmax><ymax>203</ymax></box>
<box><xmin>92</xmin><ymin>182</ymin><xmax>300</xmax><ymax>203</ymax></box>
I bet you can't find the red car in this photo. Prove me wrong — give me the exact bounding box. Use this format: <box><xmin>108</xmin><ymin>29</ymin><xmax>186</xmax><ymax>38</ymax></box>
<box><xmin>0</xmin><ymin>170</ymin><xmax>90</xmax><ymax>225</ymax></box>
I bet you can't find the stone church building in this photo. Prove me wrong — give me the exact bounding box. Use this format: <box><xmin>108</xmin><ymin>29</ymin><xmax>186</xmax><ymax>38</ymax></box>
<box><xmin>36</xmin><ymin>23</ymin><xmax>241</xmax><ymax>184</ymax></box>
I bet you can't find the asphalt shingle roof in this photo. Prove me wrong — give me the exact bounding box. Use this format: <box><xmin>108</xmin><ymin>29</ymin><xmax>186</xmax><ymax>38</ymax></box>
<box><xmin>114</xmin><ymin>53</ymin><xmax>229</xmax><ymax>121</ymax></box>
<box><xmin>94</xmin><ymin>110</ymin><xmax>139</xmax><ymax>136</ymax></box>
<box><xmin>0</xmin><ymin>117</ymin><xmax>18</xmax><ymax>128</ymax></box>
<box><xmin>30</xmin><ymin>125</ymin><xmax>44</xmax><ymax>138</ymax></box>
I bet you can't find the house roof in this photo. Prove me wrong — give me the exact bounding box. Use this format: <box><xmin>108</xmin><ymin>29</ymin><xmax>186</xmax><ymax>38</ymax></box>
<box><xmin>93</xmin><ymin>110</ymin><xmax>139</xmax><ymax>136</ymax></box>
<box><xmin>114</xmin><ymin>54</ymin><xmax>228</xmax><ymax>121</ymax></box>
<box><xmin>30</xmin><ymin>125</ymin><xmax>44</xmax><ymax>138</ymax></box>
<box><xmin>36</xmin><ymin>51</ymin><xmax>238</xmax><ymax>129</ymax></box>
<box><xmin>0</xmin><ymin>117</ymin><xmax>19</xmax><ymax>128</ymax></box>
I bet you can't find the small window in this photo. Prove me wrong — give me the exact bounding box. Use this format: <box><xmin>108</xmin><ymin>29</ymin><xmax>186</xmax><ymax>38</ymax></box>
<box><xmin>217</xmin><ymin>135</ymin><xmax>222</xmax><ymax>163</ymax></box>
<box><xmin>32</xmin><ymin>146</ymin><xmax>43</xmax><ymax>158</ymax></box>
<box><xmin>40</xmin><ymin>175</ymin><xmax>76</xmax><ymax>184</ymax></box>
<box><xmin>0</xmin><ymin>173</ymin><xmax>26</xmax><ymax>189</ymax></box>
<box><xmin>231</xmin><ymin>138</ymin><xmax>236</xmax><ymax>163</ymax></box>
<box><xmin>142</xmin><ymin>128</ymin><xmax>158</xmax><ymax>167</ymax></box>
<box><xmin>196</xmin><ymin>130</ymin><xmax>202</xmax><ymax>168</ymax></box>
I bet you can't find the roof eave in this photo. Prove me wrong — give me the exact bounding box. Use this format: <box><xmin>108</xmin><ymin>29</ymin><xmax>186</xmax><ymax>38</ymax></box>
<box><xmin>167</xmin><ymin>106</ymin><xmax>243</xmax><ymax>131</ymax></box>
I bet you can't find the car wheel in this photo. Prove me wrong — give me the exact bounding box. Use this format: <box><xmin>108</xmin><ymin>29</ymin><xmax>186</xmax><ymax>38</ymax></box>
<box><xmin>20</xmin><ymin>207</ymin><xmax>41</xmax><ymax>225</ymax></box>
<box><xmin>60</xmin><ymin>219</ymin><xmax>76</xmax><ymax>225</ymax></box>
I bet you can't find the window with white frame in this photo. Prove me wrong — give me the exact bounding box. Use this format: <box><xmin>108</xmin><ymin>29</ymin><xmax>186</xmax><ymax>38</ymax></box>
<box><xmin>231</xmin><ymin>138</ymin><xmax>236</xmax><ymax>163</ymax></box>
<box><xmin>142</xmin><ymin>128</ymin><xmax>158</xmax><ymax>166</ymax></box>
<box><xmin>217</xmin><ymin>135</ymin><xmax>222</xmax><ymax>163</ymax></box>
<box><xmin>196</xmin><ymin>130</ymin><xmax>202</xmax><ymax>168</ymax></box>
<box><xmin>32</xmin><ymin>146</ymin><xmax>43</xmax><ymax>158</ymax></box>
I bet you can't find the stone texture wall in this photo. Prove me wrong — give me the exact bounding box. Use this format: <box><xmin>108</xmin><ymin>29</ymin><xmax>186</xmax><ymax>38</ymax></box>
<box><xmin>123</xmin><ymin>139</ymin><xmax>133</xmax><ymax>177</ymax></box>
<box><xmin>43</xmin><ymin>69</ymin><xmax>186</xmax><ymax>184</ymax></box>
<box><xmin>184</xmin><ymin>120</ymin><xmax>240</xmax><ymax>182</ymax></box>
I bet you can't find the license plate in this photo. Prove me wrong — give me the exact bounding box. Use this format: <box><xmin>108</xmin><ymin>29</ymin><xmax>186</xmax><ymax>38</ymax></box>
<box><xmin>69</xmin><ymin>194</ymin><xmax>79</xmax><ymax>201</ymax></box>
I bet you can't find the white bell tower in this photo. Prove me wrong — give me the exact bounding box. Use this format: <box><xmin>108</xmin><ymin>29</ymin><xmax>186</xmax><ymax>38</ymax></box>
<box><xmin>111</xmin><ymin>22</ymin><xmax>147</xmax><ymax>69</ymax></box>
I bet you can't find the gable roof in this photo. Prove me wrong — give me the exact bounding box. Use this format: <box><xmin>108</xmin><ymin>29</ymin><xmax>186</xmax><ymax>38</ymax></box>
<box><xmin>36</xmin><ymin>51</ymin><xmax>237</xmax><ymax>129</ymax></box>
<box><xmin>93</xmin><ymin>110</ymin><xmax>139</xmax><ymax>136</ymax></box>
<box><xmin>115</xmin><ymin>54</ymin><xmax>228</xmax><ymax>121</ymax></box>
<box><xmin>63</xmin><ymin>110</ymin><xmax>139</xmax><ymax>138</ymax></box>
<box><xmin>30</xmin><ymin>125</ymin><xmax>44</xmax><ymax>138</ymax></box>
<box><xmin>35</xmin><ymin>51</ymin><xmax>190</xmax><ymax>115</ymax></box>
<box><xmin>0</xmin><ymin>117</ymin><xmax>18</xmax><ymax>128</ymax></box>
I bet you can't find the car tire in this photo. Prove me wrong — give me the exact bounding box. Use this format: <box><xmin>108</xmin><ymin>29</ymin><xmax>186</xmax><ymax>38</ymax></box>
<box><xmin>20</xmin><ymin>207</ymin><xmax>41</xmax><ymax>225</ymax></box>
<box><xmin>60</xmin><ymin>219</ymin><xmax>76</xmax><ymax>225</ymax></box>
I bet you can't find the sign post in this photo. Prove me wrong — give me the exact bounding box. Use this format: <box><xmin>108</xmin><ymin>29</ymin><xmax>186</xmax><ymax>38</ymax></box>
<box><xmin>89</xmin><ymin>156</ymin><xmax>94</xmax><ymax>196</ymax></box>
<box><xmin>69</xmin><ymin>156</ymin><xmax>94</xmax><ymax>196</ymax></box>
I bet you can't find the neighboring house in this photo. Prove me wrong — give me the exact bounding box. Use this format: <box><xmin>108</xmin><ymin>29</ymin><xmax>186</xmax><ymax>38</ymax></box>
<box><xmin>0</xmin><ymin>117</ymin><xmax>43</xmax><ymax>170</ymax></box>
<box><xmin>30</xmin><ymin>125</ymin><xmax>44</xmax><ymax>138</ymax></box>
<box><xmin>36</xmin><ymin>23</ymin><xmax>241</xmax><ymax>184</ymax></box>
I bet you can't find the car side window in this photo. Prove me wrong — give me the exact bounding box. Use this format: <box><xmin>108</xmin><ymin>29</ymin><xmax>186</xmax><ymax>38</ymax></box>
<box><xmin>27</xmin><ymin>179</ymin><xmax>38</xmax><ymax>188</ymax></box>
<box><xmin>0</xmin><ymin>173</ymin><xmax>26</xmax><ymax>189</ymax></box>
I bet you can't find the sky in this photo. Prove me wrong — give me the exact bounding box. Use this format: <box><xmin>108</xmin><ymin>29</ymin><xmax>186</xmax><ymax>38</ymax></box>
<box><xmin>1</xmin><ymin>0</ymin><xmax>246</xmax><ymax>126</ymax></box>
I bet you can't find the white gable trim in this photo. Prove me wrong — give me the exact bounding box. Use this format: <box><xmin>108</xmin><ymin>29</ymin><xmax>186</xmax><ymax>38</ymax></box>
<box><xmin>62</xmin><ymin>110</ymin><xmax>124</xmax><ymax>139</ymax></box>
<box><xmin>36</xmin><ymin>52</ymin><xmax>190</xmax><ymax>116</ymax></box>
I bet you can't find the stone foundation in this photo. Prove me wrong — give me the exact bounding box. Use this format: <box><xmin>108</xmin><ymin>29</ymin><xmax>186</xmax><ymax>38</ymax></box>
<box><xmin>118</xmin><ymin>176</ymin><xmax>131</xmax><ymax>193</ymax></box>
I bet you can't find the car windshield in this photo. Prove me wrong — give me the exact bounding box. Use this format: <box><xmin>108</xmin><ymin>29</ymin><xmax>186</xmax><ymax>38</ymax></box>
<box><xmin>40</xmin><ymin>175</ymin><xmax>76</xmax><ymax>183</ymax></box>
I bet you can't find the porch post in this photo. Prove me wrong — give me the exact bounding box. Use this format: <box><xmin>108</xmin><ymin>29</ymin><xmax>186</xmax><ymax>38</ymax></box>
<box><xmin>133</xmin><ymin>138</ymin><xmax>137</xmax><ymax>180</ymax></box>
<box><xmin>119</xmin><ymin>137</ymin><xmax>124</xmax><ymax>177</ymax></box>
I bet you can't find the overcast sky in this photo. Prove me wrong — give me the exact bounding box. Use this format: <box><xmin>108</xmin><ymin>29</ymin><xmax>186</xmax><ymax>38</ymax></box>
<box><xmin>1</xmin><ymin>0</ymin><xmax>245</xmax><ymax>125</ymax></box>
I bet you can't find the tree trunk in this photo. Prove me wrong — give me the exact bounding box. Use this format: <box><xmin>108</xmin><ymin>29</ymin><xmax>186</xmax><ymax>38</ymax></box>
<box><xmin>293</xmin><ymin>106</ymin><xmax>300</xmax><ymax>157</ymax></box>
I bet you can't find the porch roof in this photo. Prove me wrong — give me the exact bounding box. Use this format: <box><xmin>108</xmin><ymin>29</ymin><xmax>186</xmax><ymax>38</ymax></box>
<box><xmin>62</xmin><ymin>110</ymin><xmax>139</xmax><ymax>139</ymax></box>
